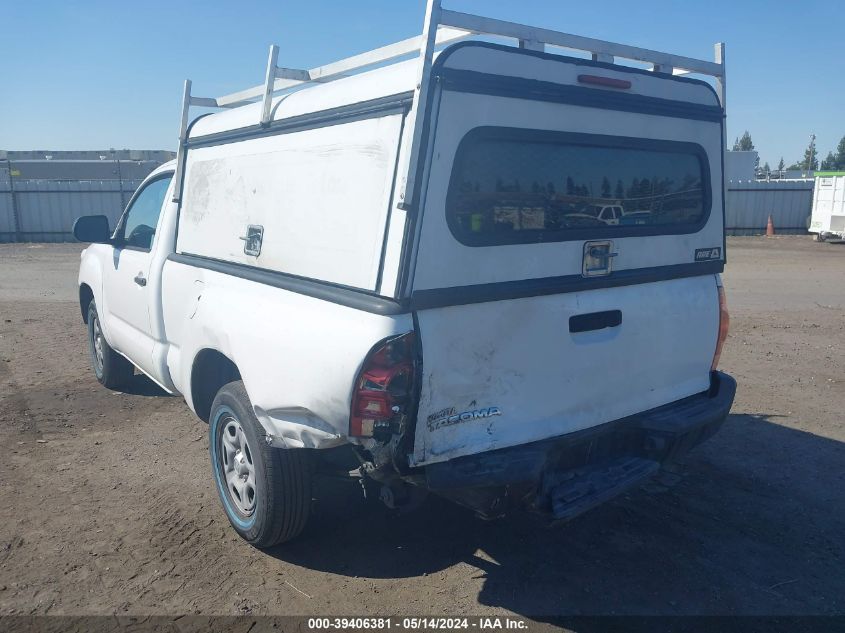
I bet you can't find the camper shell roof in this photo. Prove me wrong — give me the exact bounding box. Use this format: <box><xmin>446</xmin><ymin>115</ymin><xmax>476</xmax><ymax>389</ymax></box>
<box><xmin>188</xmin><ymin>42</ymin><xmax>721</xmax><ymax>141</ymax></box>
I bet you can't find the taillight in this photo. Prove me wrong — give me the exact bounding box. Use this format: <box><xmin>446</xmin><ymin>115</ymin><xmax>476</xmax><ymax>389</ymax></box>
<box><xmin>350</xmin><ymin>332</ymin><xmax>416</xmax><ymax>438</ymax></box>
<box><xmin>711</xmin><ymin>281</ymin><xmax>730</xmax><ymax>370</ymax></box>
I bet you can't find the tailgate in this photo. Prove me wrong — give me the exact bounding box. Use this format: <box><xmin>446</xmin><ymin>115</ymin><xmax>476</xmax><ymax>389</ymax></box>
<box><xmin>412</xmin><ymin>276</ymin><xmax>719</xmax><ymax>465</ymax></box>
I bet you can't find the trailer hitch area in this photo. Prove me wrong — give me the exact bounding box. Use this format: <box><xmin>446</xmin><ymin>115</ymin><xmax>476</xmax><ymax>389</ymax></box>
<box><xmin>537</xmin><ymin>457</ymin><xmax>660</xmax><ymax>522</ymax></box>
<box><xmin>358</xmin><ymin>466</ymin><xmax>428</xmax><ymax>513</ymax></box>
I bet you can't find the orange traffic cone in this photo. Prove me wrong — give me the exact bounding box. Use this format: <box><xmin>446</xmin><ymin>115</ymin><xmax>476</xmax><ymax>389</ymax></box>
<box><xmin>766</xmin><ymin>215</ymin><xmax>775</xmax><ymax>237</ymax></box>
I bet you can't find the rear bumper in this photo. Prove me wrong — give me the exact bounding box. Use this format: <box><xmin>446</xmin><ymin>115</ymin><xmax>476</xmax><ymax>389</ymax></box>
<box><xmin>423</xmin><ymin>371</ymin><xmax>736</xmax><ymax>520</ymax></box>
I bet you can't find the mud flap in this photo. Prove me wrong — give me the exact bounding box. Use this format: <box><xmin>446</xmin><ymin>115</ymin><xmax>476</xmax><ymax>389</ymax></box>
<box><xmin>538</xmin><ymin>457</ymin><xmax>660</xmax><ymax>522</ymax></box>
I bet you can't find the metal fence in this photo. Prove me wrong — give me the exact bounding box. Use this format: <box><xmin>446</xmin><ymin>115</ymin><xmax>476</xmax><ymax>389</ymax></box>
<box><xmin>726</xmin><ymin>180</ymin><xmax>814</xmax><ymax>236</ymax></box>
<box><xmin>0</xmin><ymin>178</ymin><xmax>142</xmax><ymax>243</ymax></box>
<box><xmin>0</xmin><ymin>172</ymin><xmax>817</xmax><ymax>243</ymax></box>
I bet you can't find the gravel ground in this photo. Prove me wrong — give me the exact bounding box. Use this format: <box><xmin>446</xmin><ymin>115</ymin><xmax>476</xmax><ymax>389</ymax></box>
<box><xmin>0</xmin><ymin>236</ymin><xmax>843</xmax><ymax>618</ymax></box>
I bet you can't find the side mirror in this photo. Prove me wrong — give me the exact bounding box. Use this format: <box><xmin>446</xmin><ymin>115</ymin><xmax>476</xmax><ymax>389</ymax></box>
<box><xmin>73</xmin><ymin>215</ymin><xmax>111</xmax><ymax>243</ymax></box>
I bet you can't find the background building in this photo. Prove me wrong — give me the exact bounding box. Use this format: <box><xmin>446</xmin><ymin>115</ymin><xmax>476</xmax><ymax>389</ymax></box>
<box><xmin>725</xmin><ymin>150</ymin><xmax>814</xmax><ymax>235</ymax></box>
<box><xmin>1</xmin><ymin>150</ymin><xmax>174</xmax><ymax>242</ymax></box>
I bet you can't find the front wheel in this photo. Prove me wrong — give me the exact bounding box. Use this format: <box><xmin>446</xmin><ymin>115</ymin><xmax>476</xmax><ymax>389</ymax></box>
<box><xmin>87</xmin><ymin>299</ymin><xmax>134</xmax><ymax>389</ymax></box>
<box><xmin>209</xmin><ymin>381</ymin><xmax>312</xmax><ymax>547</ymax></box>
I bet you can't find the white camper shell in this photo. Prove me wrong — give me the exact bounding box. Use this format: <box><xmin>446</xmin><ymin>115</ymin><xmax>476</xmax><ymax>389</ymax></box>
<box><xmin>76</xmin><ymin>1</ymin><xmax>735</xmax><ymax>546</ymax></box>
<box><xmin>809</xmin><ymin>172</ymin><xmax>845</xmax><ymax>241</ymax></box>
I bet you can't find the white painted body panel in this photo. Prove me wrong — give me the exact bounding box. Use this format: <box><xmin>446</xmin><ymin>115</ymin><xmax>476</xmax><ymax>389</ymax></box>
<box><xmin>412</xmin><ymin>277</ymin><xmax>719</xmax><ymax>465</ymax></box>
<box><xmin>101</xmin><ymin>247</ymin><xmax>156</xmax><ymax>374</ymax></box>
<box><xmin>160</xmin><ymin>259</ymin><xmax>412</xmax><ymax>447</ymax></box>
<box><xmin>809</xmin><ymin>174</ymin><xmax>845</xmax><ymax>237</ymax></box>
<box><xmin>78</xmin><ymin>163</ymin><xmax>179</xmax><ymax>393</ymax></box>
<box><xmin>179</xmin><ymin>115</ymin><xmax>404</xmax><ymax>290</ymax></box>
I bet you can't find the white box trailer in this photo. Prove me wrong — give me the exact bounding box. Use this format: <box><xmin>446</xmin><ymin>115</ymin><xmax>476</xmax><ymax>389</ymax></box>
<box><xmin>809</xmin><ymin>172</ymin><xmax>845</xmax><ymax>240</ymax></box>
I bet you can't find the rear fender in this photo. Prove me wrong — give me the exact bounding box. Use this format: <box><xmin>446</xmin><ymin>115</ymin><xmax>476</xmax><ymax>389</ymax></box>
<box><xmin>179</xmin><ymin>278</ymin><xmax>413</xmax><ymax>449</ymax></box>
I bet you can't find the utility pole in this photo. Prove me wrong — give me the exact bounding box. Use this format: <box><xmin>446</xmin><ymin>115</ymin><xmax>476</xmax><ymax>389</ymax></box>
<box><xmin>806</xmin><ymin>133</ymin><xmax>816</xmax><ymax>176</ymax></box>
<box><xmin>4</xmin><ymin>158</ymin><xmax>21</xmax><ymax>242</ymax></box>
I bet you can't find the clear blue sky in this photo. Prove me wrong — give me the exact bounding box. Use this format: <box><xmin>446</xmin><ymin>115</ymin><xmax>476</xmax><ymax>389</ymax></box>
<box><xmin>2</xmin><ymin>0</ymin><xmax>841</xmax><ymax>167</ymax></box>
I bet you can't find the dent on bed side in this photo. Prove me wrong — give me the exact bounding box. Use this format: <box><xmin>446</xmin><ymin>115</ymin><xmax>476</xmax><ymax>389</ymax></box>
<box><xmin>253</xmin><ymin>406</ymin><xmax>346</xmax><ymax>449</ymax></box>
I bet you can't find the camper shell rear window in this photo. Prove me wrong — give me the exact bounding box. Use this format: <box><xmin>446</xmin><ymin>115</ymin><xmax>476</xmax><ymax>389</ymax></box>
<box><xmin>446</xmin><ymin>128</ymin><xmax>712</xmax><ymax>246</ymax></box>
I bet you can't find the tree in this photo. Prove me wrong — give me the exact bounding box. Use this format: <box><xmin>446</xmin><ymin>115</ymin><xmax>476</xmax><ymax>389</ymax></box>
<box><xmin>615</xmin><ymin>179</ymin><xmax>625</xmax><ymax>199</ymax></box>
<box><xmin>835</xmin><ymin>136</ymin><xmax>845</xmax><ymax>170</ymax></box>
<box><xmin>763</xmin><ymin>161</ymin><xmax>771</xmax><ymax>174</ymax></box>
<box><xmin>732</xmin><ymin>131</ymin><xmax>755</xmax><ymax>152</ymax></box>
<box><xmin>601</xmin><ymin>177</ymin><xmax>612</xmax><ymax>198</ymax></box>
<box><xmin>778</xmin><ymin>157</ymin><xmax>785</xmax><ymax>173</ymax></box>
<box><xmin>638</xmin><ymin>178</ymin><xmax>652</xmax><ymax>210</ymax></box>
<box><xmin>789</xmin><ymin>138</ymin><xmax>818</xmax><ymax>172</ymax></box>
<box><xmin>820</xmin><ymin>152</ymin><xmax>836</xmax><ymax>171</ymax></box>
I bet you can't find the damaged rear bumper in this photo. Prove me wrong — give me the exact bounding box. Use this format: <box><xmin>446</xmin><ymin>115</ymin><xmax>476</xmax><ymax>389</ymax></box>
<box><xmin>422</xmin><ymin>371</ymin><xmax>737</xmax><ymax>521</ymax></box>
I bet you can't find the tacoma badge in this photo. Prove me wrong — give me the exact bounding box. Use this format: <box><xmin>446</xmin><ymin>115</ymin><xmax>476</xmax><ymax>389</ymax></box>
<box><xmin>428</xmin><ymin>406</ymin><xmax>503</xmax><ymax>431</ymax></box>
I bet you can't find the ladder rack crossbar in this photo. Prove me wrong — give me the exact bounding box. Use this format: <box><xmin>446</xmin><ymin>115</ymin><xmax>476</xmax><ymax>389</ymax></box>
<box><xmin>438</xmin><ymin>9</ymin><xmax>724</xmax><ymax>78</ymax></box>
<box><xmin>216</xmin><ymin>26</ymin><xmax>473</xmax><ymax>108</ymax></box>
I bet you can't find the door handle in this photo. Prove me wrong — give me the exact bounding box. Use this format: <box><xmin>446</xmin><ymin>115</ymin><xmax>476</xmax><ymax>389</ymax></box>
<box><xmin>134</xmin><ymin>273</ymin><xmax>147</xmax><ymax>287</ymax></box>
<box><xmin>569</xmin><ymin>310</ymin><xmax>622</xmax><ymax>333</ymax></box>
<box><xmin>588</xmin><ymin>247</ymin><xmax>619</xmax><ymax>259</ymax></box>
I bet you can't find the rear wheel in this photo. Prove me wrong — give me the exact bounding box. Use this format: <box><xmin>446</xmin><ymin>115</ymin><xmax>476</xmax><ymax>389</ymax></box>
<box><xmin>209</xmin><ymin>381</ymin><xmax>312</xmax><ymax>547</ymax></box>
<box><xmin>87</xmin><ymin>300</ymin><xmax>134</xmax><ymax>389</ymax></box>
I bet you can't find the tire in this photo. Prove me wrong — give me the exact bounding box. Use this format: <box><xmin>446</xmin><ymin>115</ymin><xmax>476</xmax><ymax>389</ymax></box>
<box><xmin>87</xmin><ymin>300</ymin><xmax>134</xmax><ymax>389</ymax></box>
<box><xmin>209</xmin><ymin>381</ymin><xmax>312</xmax><ymax>547</ymax></box>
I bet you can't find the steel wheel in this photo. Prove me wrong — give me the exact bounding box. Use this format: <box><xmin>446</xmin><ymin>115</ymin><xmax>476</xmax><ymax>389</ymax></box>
<box><xmin>91</xmin><ymin>314</ymin><xmax>105</xmax><ymax>374</ymax></box>
<box><xmin>219</xmin><ymin>414</ymin><xmax>257</xmax><ymax>516</ymax></box>
<box><xmin>209</xmin><ymin>382</ymin><xmax>312</xmax><ymax>546</ymax></box>
<box><xmin>86</xmin><ymin>299</ymin><xmax>133</xmax><ymax>389</ymax></box>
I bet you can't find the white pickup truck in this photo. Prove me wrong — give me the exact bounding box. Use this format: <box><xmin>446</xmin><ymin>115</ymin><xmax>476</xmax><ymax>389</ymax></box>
<box><xmin>74</xmin><ymin>3</ymin><xmax>735</xmax><ymax>547</ymax></box>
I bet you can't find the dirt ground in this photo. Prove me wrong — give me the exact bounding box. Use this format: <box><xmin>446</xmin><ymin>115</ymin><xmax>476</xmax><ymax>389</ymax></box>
<box><xmin>0</xmin><ymin>236</ymin><xmax>843</xmax><ymax>618</ymax></box>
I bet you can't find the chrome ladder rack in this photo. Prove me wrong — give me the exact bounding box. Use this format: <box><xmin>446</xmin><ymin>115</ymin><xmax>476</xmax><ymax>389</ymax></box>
<box><xmin>173</xmin><ymin>0</ymin><xmax>726</xmax><ymax>203</ymax></box>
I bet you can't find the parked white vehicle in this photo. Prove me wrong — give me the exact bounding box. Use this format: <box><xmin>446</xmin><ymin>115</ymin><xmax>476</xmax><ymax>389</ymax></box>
<box><xmin>809</xmin><ymin>172</ymin><xmax>845</xmax><ymax>241</ymax></box>
<box><xmin>579</xmin><ymin>204</ymin><xmax>624</xmax><ymax>225</ymax></box>
<box><xmin>74</xmin><ymin>2</ymin><xmax>735</xmax><ymax>546</ymax></box>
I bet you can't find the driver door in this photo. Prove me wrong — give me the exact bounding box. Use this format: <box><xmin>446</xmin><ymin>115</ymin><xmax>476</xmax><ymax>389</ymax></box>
<box><xmin>102</xmin><ymin>173</ymin><xmax>173</xmax><ymax>378</ymax></box>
